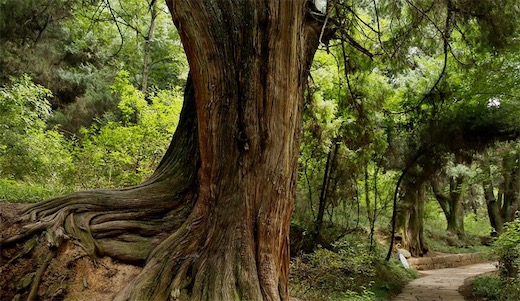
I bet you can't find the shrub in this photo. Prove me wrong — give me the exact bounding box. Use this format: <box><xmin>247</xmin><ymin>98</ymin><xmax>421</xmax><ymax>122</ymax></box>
<box><xmin>289</xmin><ymin>235</ymin><xmax>416</xmax><ymax>301</ymax></box>
<box><xmin>0</xmin><ymin>75</ymin><xmax>74</xmax><ymax>186</ymax></box>
<box><xmin>472</xmin><ymin>218</ymin><xmax>520</xmax><ymax>301</ymax></box>
<box><xmin>0</xmin><ymin>72</ymin><xmax>183</xmax><ymax>198</ymax></box>
<box><xmin>494</xmin><ymin>218</ymin><xmax>520</xmax><ymax>278</ymax></box>
<box><xmin>471</xmin><ymin>275</ymin><xmax>503</xmax><ymax>300</ymax></box>
<box><xmin>472</xmin><ymin>275</ymin><xmax>520</xmax><ymax>301</ymax></box>
<box><xmin>72</xmin><ymin>71</ymin><xmax>183</xmax><ymax>188</ymax></box>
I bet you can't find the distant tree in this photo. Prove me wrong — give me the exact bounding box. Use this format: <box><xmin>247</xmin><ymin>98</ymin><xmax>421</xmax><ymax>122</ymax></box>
<box><xmin>480</xmin><ymin>142</ymin><xmax>520</xmax><ymax>234</ymax></box>
<box><xmin>431</xmin><ymin>155</ymin><xmax>469</xmax><ymax>237</ymax></box>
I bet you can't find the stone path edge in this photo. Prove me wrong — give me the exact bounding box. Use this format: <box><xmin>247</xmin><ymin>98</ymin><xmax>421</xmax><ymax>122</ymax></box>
<box><xmin>407</xmin><ymin>252</ymin><xmax>489</xmax><ymax>270</ymax></box>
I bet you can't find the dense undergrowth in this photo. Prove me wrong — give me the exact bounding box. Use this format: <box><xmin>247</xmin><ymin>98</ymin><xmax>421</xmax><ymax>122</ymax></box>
<box><xmin>286</xmin><ymin>203</ymin><xmax>496</xmax><ymax>301</ymax></box>
<box><xmin>0</xmin><ymin>179</ymin><xmax>63</xmax><ymax>203</ymax></box>
<box><xmin>0</xmin><ymin>73</ymin><xmax>182</xmax><ymax>200</ymax></box>
<box><xmin>470</xmin><ymin>217</ymin><xmax>520</xmax><ymax>301</ymax></box>
<box><xmin>289</xmin><ymin>234</ymin><xmax>418</xmax><ymax>301</ymax></box>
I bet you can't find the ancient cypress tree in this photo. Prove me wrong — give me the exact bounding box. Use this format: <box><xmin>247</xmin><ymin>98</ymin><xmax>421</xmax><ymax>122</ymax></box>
<box><xmin>0</xmin><ymin>1</ymin><xmax>332</xmax><ymax>300</ymax></box>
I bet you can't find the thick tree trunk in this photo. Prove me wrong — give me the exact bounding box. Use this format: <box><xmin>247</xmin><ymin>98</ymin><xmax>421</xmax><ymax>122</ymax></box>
<box><xmin>482</xmin><ymin>176</ymin><xmax>504</xmax><ymax>233</ymax></box>
<box><xmin>1</xmin><ymin>1</ymin><xmax>330</xmax><ymax>300</ymax></box>
<box><xmin>446</xmin><ymin>177</ymin><xmax>465</xmax><ymax>236</ymax></box>
<box><xmin>500</xmin><ymin>153</ymin><xmax>520</xmax><ymax>223</ymax></box>
<box><xmin>396</xmin><ymin>178</ymin><xmax>428</xmax><ymax>257</ymax></box>
<box><xmin>1</xmin><ymin>75</ymin><xmax>201</xmax><ymax>300</ymax></box>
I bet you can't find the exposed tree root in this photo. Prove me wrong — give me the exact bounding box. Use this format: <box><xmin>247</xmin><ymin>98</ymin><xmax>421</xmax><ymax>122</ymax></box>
<box><xmin>1</xmin><ymin>183</ymin><xmax>272</xmax><ymax>300</ymax></box>
<box><xmin>2</xmin><ymin>186</ymin><xmax>196</xmax><ymax>258</ymax></box>
<box><xmin>0</xmin><ymin>184</ymin><xmax>197</xmax><ymax>300</ymax></box>
<box><xmin>27</xmin><ymin>248</ymin><xmax>56</xmax><ymax>301</ymax></box>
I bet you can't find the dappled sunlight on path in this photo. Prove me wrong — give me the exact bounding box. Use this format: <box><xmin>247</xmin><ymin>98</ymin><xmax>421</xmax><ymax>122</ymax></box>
<box><xmin>392</xmin><ymin>262</ymin><xmax>497</xmax><ymax>301</ymax></box>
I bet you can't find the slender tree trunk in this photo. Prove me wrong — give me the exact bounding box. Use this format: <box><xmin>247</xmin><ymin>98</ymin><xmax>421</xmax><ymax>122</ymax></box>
<box><xmin>315</xmin><ymin>145</ymin><xmax>333</xmax><ymax>241</ymax></box>
<box><xmin>369</xmin><ymin>164</ymin><xmax>379</xmax><ymax>252</ymax></box>
<box><xmin>314</xmin><ymin>141</ymin><xmax>338</xmax><ymax>244</ymax></box>
<box><xmin>141</xmin><ymin>0</ymin><xmax>158</xmax><ymax>95</ymax></box>
<box><xmin>1</xmin><ymin>2</ymin><xmax>332</xmax><ymax>300</ymax></box>
<box><xmin>364</xmin><ymin>159</ymin><xmax>372</xmax><ymax>227</ymax></box>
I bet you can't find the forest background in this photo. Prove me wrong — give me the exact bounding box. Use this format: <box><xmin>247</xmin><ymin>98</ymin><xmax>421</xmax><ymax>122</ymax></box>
<box><xmin>1</xmin><ymin>0</ymin><xmax>520</xmax><ymax>300</ymax></box>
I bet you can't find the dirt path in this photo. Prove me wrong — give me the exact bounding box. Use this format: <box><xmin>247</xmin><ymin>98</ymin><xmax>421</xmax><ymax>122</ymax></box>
<box><xmin>392</xmin><ymin>262</ymin><xmax>497</xmax><ymax>301</ymax></box>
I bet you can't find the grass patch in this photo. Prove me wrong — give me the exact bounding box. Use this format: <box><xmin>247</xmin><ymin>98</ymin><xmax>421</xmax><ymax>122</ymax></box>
<box><xmin>425</xmin><ymin>228</ymin><xmax>492</xmax><ymax>254</ymax></box>
<box><xmin>0</xmin><ymin>178</ymin><xmax>62</xmax><ymax>203</ymax></box>
<box><xmin>424</xmin><ymin>201</ymin><xmax>493</xmax><ymax>254</ymax></box>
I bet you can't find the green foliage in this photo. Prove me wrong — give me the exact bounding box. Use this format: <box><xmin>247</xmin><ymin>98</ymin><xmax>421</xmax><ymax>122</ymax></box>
<box><xmin>1</xmin><ymin>0</ymin><xmax>188</xmax><ymax>136</ymax></box>
<box><xmin>471</xmin><ymin>275</ymin><xmax>504</xmax><ymax>300</ymax></box>
<box><xmin>72</xmin><ymin>71</ymin><xmax>183</xmax><ymax>188</ymax></box>
<box><xmin>0</xmin><ymin>75</ymin><xmax>74</xmax><ymax>185</ymax></box>
<box><xmin>494</xmin><ymin>218</ymin><xmax>520</xmax><ymax>278</ymax></box>
<box><xmin>464</xmin><ymin>212</ymin><xmax>493</xmax><ymax>238</ymax></box>
<box><xmin>0</xmin><ymin>75</ymin><xmax>52</xmax><ymax>133</ymax></box>
<box><xmin>424</xmin><ymin>203</ymin><xmax>492</xmax><ymax>253</ymax></box>
<box><xmin>289</xmin><ymin>235</ymin><xmax>417</xmax><ymax>301</ymax></box>
<box><xmin>0</xmin><ymin>179</ymin><xmax>56</xmax><ymax>203</ymax></box>
<box><xmin>0</xmin><ymin>72</ymin><xmax>182</xmax><ymax>194</ymax></box>
<box><xmin>473</xmin><ymin>218</ymin><xmax>520</xmax><ymax>301</ymax></box>
<box><xmin>48</xmin><ymin>68</ymin><xmax>120</xmax><ymax>135</ymax></box>
<box><xmin>472</xmin><ymin>275</ymin><xmax>520</xmax><ymax>301</ymax></box>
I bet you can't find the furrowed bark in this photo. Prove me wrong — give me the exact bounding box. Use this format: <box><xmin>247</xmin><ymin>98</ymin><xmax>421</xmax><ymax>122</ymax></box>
<box><xmin>397</xmin><ymin>178</ymin><xmax>428</xmax><ymax>257</ymax></box>
<box><xmin>432</xmin><ymin>172</ymin><xmax>465</xmax><ymax>237</ymax></box>
<box><xmin>119</xmin><ymin>1</ymin><xmax>327</xmax><ymax>300</ymax></box>
<box><xmin>482</xmin><ymin>175</ymin><xmax>504</xmax><ymax>233</ymax></box>
<box><xmin>2</xmin><ymin>1</ymin><xmax>330</xmax><ymax>300</ymax></box>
